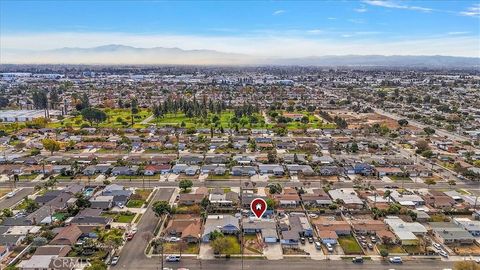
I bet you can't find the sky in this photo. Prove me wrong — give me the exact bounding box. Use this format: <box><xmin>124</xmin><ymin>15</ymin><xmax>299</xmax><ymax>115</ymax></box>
<box><xmin>1</xmin><ymin>0</ymin><xmax>479</xmax><ymax>59</ymax></box>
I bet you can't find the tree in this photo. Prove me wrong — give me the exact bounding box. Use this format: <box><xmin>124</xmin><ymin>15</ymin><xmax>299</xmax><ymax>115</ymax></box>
<box><xmin>447</xmin><ymin>179</ymin><xmax>456</xmax><ymax>190</ymax></box>
<box><xmin>424</xmin><ymin>178</ymin><xmax>436</xmax><ymax>188</ymax></box>
<box><xmin>266</xmin><ymin>198</ymin><xmax>276</xmax><ymax>210</ymax></box>
<box><xmin>42</xmin><ymin>138</ymin><xmax>61</xmax><ymax>155</ymax></box>
<box><xmin>32</xmin><ymin>236</ymin><xmax>48</xmax><ymax>247</ymax></box>
<box><xmin>81</xmin><ymin>108</ymin><xmax>107</xmax><ymax>126</ymax></box>
<box><xmin>300</xmin><ymin>116</ymin><xmax>309</xmax><ymax>124</ymax></box>
<box><xmin>2</xmin><ymin>208</ymin><xmax>13</xmax><ymax>217</ymax></box>
<box><xmin>423</xmin><ymin>127</ymin><xmax>436</xmax><ymax>136</ymax></box>
<box><xmin>383</xmin><ymin>190</ymin><xmax>392</xmax><ymax>203</ymax></box>
<box><xmin>152</xmin><ymin>201</ymin><xmax>172</xmax><ymax>217</ymax></box>
<box><xmin>415</xmin><ymin>139</ymin><xmax>430</xmax><ymax>153</ymax></box>
<box><xmin>379</xmin><ymin>249</ymin><xmax>389</xmax><ymax>259</ymax></box>
<box><xmin>179</xmin><ymin>179</ymin><xmax>193</xmax><ymax>192</ymax></box>
<box><xmin>350</xmin><ymin>142</ymin><xmax>359</xmax><ymax>153</ymax></box>
<box><xmin>397</xmin><ymin>119</ymin><xmax>409</xmax><ymax>127</ymax></box>
<box><xmin>211</xmin><ymin>236</ymin><xmax>232</xmax><ymax>255</ymax></box>
<box><xmin>209</xmin><ymin>230</ymin><xmax>224</xmax><ymax>241</ymax></box>
<box><xmin>268</xmin><ymin>183</ymin><xmax>282</xmax><ymax>194</ymax></box>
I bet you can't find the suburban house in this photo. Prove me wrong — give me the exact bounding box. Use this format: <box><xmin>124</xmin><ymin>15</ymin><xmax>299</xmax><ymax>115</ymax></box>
<box><xmin>164</xmin><ymin>215</ymin><xmax>202</xmax><ymax>243</ymax></box>
<box><xmin>328</xmin><ymin>188</ymin><xmax>364</xmax><ymax>209</ymax></box>
<box><xmin>202</xmin><ymin>215</ymin><xmax>240</xmax><ymax>242</ymax></box>
<box><xmin>50</xmin><ymin>225</ymin><xmax>82</xmax><ymax>246</ymax></box>
<box><xmin>242</xmin><ymin>218</ymin><xmax>278</xmax><ymax>243</ymax></box>
<box><xmin>384</xmin><ymin>216</ymin><xmax>427</xmax><ymax>245</ymax></box>
<box><xmin>258</xmin><ymin>164</ymin><xmax>285</xmax><ymax>176</ymax></box>
<box><xmin>429</xmin><ymin>222</ymin><xmax>475</xmax><ymax>245</ymax></box>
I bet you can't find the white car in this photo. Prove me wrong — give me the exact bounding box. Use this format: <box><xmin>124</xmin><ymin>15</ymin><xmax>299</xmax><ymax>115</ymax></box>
<box><xmin>433</xmin><ymin>243</ymin><xmax>442</xmax><ymax>250</ymax></box>
<box><xmin>438</xmin><ymin>250</ymin><xmax>448</xmax><ymax>258</ymax></box>
<box><xmin>389</xmin><ymin>257</ymin><xmax>403</xmax><ymax>264</ymax></box>
<box><xmin>165</xmin><ymin>255</ymin><xmax>180</xmax><ymax>262</ymax></box>
<box><xmin>6</xmin><ymin>191</ymin><xmax>15</xmax><ymax>198</ymax></box>
<box><xmin>110</xmin><ymin>256</ymin><xmax>119</xmax><ymax>265</ymax></box>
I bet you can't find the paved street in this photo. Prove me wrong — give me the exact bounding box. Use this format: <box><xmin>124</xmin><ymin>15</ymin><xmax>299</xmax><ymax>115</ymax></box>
<box><xmin>0</xmin><ymin>187</ymin><xmax>34</xmax><ymax>209</ymax></box>
<box><xmin>117</xmin><ymin>257</ymin><xmax>455</xmax><ymax>270</ymax></box>
<box><xmin>113</xmin><ymin>188</ymin><xmax>175</xmax><ymax>270</ymax></box>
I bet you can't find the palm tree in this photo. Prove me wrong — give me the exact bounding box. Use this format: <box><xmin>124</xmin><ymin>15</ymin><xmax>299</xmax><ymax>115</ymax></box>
<box><xmin>383</xmin><ymin>190</ymin><xmax>392</xmax><ymax>203</ymax></box>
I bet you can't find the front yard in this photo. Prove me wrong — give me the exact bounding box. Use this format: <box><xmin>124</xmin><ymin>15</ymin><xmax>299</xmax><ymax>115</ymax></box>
<box><xmin>163</xmin><ymin>242</ymin><xmax>200</xmax><ymax>254</ymax></box>
<box><xmin>243</xmin><ymin>234</ymin><xmax>263</xmax><ymax>254</ymax></box>
<box><xmin>101</xmin><ymin>211</ymin><xmax>136</xmax><ymax>223</ymax></box>
<box><xmin>377</xmin><ymin>244</ymin><xmax>406</xmax><ymax>254</ymax></box>
<box><xmin>338</xmin><ymin>235</ymin><xmax>363</xmax><ymax>255</ymax></box>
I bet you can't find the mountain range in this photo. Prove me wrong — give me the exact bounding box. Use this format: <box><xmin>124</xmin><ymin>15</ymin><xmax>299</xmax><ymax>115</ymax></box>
<box><xmin>2</xmin><ymin>44</ymin><xmax>479</xmax><ymax>67</ymax></box>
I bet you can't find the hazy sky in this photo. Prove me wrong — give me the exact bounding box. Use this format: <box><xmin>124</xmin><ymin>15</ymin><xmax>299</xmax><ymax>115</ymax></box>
<box><xmin>1</xmin><ymin>0</ymin><xmax>479</xmax><ymax>58</ymax></box>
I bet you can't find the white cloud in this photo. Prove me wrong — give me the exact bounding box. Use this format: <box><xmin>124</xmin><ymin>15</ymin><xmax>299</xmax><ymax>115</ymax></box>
<box><xmin>355</xmin><ymin>7</ymin><xmax>368</xmax><ymax>13</ymax></box>
<box><xmin>307</xmin><ymin>29</ymin><xmax>323</xmax><ymax>34</ymax></box>
<box><xmin>273</xmin><ymin>10</ymin><xmax>285</xmax><ymax>15</ymax></box>
<box><xmin>460</xmin><ymin>4</ymin><xmax>480</xmax><ymax>17</ymax></box>
<box><xmin>363</xmin><ymin>0</ymin><xmax>432</xmax><ymax>12</ymax></box>
<box><xmin>447</xmin><ymin>31</ymin><xmax>469</xmax><ymax>35</ymax></box>
<box><xmin>1</xmin><ymin>32</ymin><xmax>479</xmax><ymax>61</ymax></box>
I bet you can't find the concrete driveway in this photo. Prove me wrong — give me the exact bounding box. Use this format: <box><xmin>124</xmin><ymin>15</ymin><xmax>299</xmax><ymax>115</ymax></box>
<box><xmin>301</xmin><ymin>242</ymin><xmax>325</xmax><ymax>260</ymax></box>
<box><xmin>199</xmin><ymin>243</ymin><xmax>214</xmax><ymax>259</ymax></box>
<box><xmin>264</xmin><ymin>243</ymin><xmax>283</xmax><ymax>260</ymax></box>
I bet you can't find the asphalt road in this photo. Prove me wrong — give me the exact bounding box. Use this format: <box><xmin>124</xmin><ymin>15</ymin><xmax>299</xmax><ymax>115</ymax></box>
<box><xmin>113</xmin><ymin>188</ymin><xmax>175</xmax><ymax>270</ymax></box>
<box><xmin>0</xmin><ymin>187</ymin><xmax>34</xmax><ymax>209</ymax></box>
<box><xmin>118</xmin><ymin>257</ymin><xmax>455</xmax><ymax>270</ymax></box>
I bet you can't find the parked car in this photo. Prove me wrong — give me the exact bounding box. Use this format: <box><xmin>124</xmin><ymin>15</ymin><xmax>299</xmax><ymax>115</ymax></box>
<box><xmin>433</xmin><ymin>243</ymin><xmax>442</xmax><ymax>250</ymax></box>
<box><xmin>438</xmin><ymin>250</ymin><xmax>448</xmax><ymax>258</ymax></box>
<box><xmin>308</xmin><ymin>237</ymin><xmax>314</xmax><ymax>243</ymax></box>
<box><xmin>326</xmin><ymin>243</ymin><xmax>334</xmax><ymax>253</ymax></box>
<box><xmin>111</xmin><ymin>256</ymin><xmax>119</xmax><ymax>265</ymax></box>
<box><xmin>367</xmin><ymin>243</ymin><xmax>373</xmax><ymax>250</ymax></box>
<box><xmin>352</xmin><ymin>257</ymin><xmax>364</xmax><ymax>263</ymax></box>
<box><xmin>300</xmin><ymin>237</ymin><xmax>306</xmax><ymax>244</ymax></box>
<box><xmin>389</xmin><ymin>257</ymin><xmax>403</xmax><ymax>264</ymax></box>
<box><xmin>314</xmin><ymin>241</ymin><xmax>322</xmax><ymax>250</ymax></box>
<box><xmin>166</xmin><ymin>255</ymin><xmax>180</xmax><ymax>262</ymax></box>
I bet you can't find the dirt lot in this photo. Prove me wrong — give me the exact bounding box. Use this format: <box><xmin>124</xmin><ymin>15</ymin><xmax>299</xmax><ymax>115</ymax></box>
<box><xmin>452</xmin><ymin>244</ymin><xmax>480</xmax><ymax>256</ymax></box>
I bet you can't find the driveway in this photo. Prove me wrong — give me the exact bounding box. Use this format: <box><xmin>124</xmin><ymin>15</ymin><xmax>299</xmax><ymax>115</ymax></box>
<box><xmin>264</xmin><ymin>243</ymin><xmax>283</xmax><ymax>260</ymax></box>
<box><xmin>199</xmin><ymin>243</ymin><xmax>214</xmax><ymax>259</ymax></box>
<box><xmin>301</xmin><ymin>242</ymin><xmax>325</xmax><ymax>260</ymax></box>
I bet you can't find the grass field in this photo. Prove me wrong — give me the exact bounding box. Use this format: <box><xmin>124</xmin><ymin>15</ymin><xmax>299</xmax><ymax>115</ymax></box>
<box><xmin>47</xmin><ymin>108</ymin><xmax>151</xmax><ymax>129</ymax></box>
<box><xmin>150</xmin><ymin>111</ymin><xmax>269</xmax><ymax>129</ymax></box>
<box><xmin>338</xmin><ymin>235</ymin><xmax>363</xmax><ymax>255</ymax></box>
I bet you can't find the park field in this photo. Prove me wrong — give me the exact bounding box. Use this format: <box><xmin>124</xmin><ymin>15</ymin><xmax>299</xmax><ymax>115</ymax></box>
<box><xmin>47</xmin><ymin>108</ymin><xmax>151</xmax><ymax>129</ymax></box>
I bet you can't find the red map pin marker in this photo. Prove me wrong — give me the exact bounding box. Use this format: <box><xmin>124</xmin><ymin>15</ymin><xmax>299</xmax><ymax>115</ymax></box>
<box><xmin>250</xmin><ymin>198</ymin><xmax>267</xmax><ymax>218</ymax></box>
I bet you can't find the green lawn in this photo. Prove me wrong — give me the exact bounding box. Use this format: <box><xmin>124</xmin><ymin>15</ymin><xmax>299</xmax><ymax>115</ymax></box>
<box><xmin>19</xmin><ymin>174</ymin><xmax>39</xmax><ymax>181</ymax></box>
<box><xmin>274</xmin><ymin>111</ymin><xmax>337</xmax><ymax>130</ymax></box>
<box><xmin>163</xmin><ymin>243</ymin><xmax>200</xmax><ymax>254</ymax></box>
<box><xmin>207</xmin><ymin>174</ymin><xmax>231</xmax><ymax>180</ymax></box>
<box><xmin>390</xmin><ymin>176</ymin><xmax>413</xmax><ymax>182</ymax></box>
<box><xmin>223</xmin><ymin>236</ymin><xmax>241</xmax><ymax>254</ymax></box>
<box><xmin>338</xmin><ymin>235</ymin><xmax>363</xmax><ymax>255</ymax></box>
<box><xmin>101</xmin><ymin>212</ymin><xmax>136</xmax><ymax>223</ymax></box>
<box><xmin>126</xmin><ymin>199</ymin><xmax>145</xmax><ymax>208</ymax></box>
<box><xmin>48</xmin><ymin>108</ymin><xmax>151</xmax><ymax>129</ymax></box>
<box><xmin>150</xmin><ymin>111</ymin><xmax>268</xmax><ymax>129</ymax></box>
<box><xmin>377</xmin><ymin>244</ymin><xmax>406</xmax><ymax>254</ymax></box>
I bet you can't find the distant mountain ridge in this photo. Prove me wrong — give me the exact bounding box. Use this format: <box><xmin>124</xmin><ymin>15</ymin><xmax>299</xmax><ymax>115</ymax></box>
<box><xmin>2</xmin><ymin>44</ymin><xmax>479</xmax><ymax>67</ymax></box>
